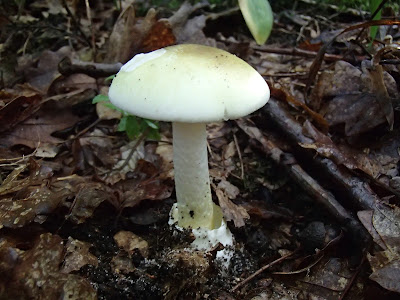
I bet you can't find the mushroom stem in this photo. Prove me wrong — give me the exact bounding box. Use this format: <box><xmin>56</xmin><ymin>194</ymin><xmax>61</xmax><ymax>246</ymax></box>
<box><xmin>171</xmin><ymin>122</ymin><xmax>223</xmax><ymax>230</ymax></box>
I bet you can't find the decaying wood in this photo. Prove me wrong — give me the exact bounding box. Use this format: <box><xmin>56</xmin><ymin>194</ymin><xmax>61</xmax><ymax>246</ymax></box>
<box><xmin>261</xmin><ymin>98</ymin><xmax>382</xmax><ymax>212</ymax></box>
<box><xmin>237</xmin><ymin>118</ymin><xmax>370</xmax><ymax>245</ymax></box>
<box><xmin>58</xmin><ymin>57</ymin><xmax>122</xmax><ymax>78</ymax></box>
<box><xmin>253</xmin><ymin>45</ymin><xmax>367</xmax><ymax>63</ymax></box>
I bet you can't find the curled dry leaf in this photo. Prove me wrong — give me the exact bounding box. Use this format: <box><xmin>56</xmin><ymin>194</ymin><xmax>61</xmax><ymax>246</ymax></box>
<box><xmin>106</xmin><ymin>6</ymin><xmax>157</xmax><ymax>63</ymax></box>
<box><xmin>324</xmin><ymin>93</ymin><xmax>387</xmax><ymax>136</ymax></box>
<box><xmin>0</xmin><ymin>168</ymin><xmax>116</xmax><ymax>228</ymax></box>
<box><xmin>0</xmin><ymin>166</ymin><xmax>70</xmax><ymax>228</ymax></box>
<box><xmin>300</xmin><ymin>120</ymin><xmax>382</xmax><ymax>178</ymax></box>
<box><xmin>359</xmin><ymin>205</ymin><xmax>400</xmax><ymax>293</ymax></box>
<box><xmin>297</xmin><ymin>257</ymin><xmax>354</xmax><ymax>297</ymax></box>
<box><xmin>111</xmin><ymin>253</ymin><xmax>136</xmax><ymax>275</ymax></box>
<box><xmin>61</xmin><ymin>237</ymin><xmax>98</xmax><ymax>274</ymax></box>
<box><xmin>312</xmin><ymin>58</ymin><xmax>397</xmax><ymax>136</ymax></box>
<box><xmin>215</xmin><ymin>187</ymin><xmax>249</xmax><ymax>228</ymax></box>
<box><xmin>104</xmin><ymin>139</ymin><xmax>146</xmax><ymax>185</ymax></box>
<box><xmin>121</xmin><ymin>177</ymin><xmax>173</xmax><ymax>209</ymax></box>
<box><xmin>1</xmin><ymin>101</ymin><xmax>83</xmax><ymax>158</ymax></box>
<box><xmin>0</xmin><ymin>85</ymin><xmax>43</xmax><ymax>133</ymax></box>
<box><xmin>68</xmin><ymin>181</ymin><xmax>115</xmax><ymax>224</ymax></box>
<box><xmin>0</xmin><ymin>233</ymin><xmax>96</xmax><ymax>300</ymax></box>
<box><xmin>114</xmin><ymin>231</ymin><xmax>149</xmax><ymax>258</ymax></box>
<box><xmin>18</xmin><ymin>46</ymin><xmax>71</xmax><ymax>94</ymax></box>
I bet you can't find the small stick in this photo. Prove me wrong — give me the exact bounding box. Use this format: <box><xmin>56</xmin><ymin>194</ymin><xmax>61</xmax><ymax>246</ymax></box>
<box><xmin>231</xmin><ymin>250</ymin><xmax>297</xmax><ymax>292</ymax></box>
<box><xmin>58</xmin><ymin>57</ymin><xmax>122</xmax><ymax>77</ymax></box>
<box><xmin>61</xmin><ymin>0</ymin><xmax>91</xmax><ymax>46</ymax></box>
<box><xmin>84</xmin><ymin>0</ymin><xmax>96</xmax><ymax>60</ymax></box>
<box><xmin>233</xmin><ymin>133</ymin><xmax>244</xmax><ymax>180</ymax></box>
<box><xmin>338</xmin><ymin>248</ymin><xmax>368</xmax><ymax>300</ymax></box>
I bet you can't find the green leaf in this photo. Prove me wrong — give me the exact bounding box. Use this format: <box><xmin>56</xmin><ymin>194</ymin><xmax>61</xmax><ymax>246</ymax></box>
<box><xmin>92</xmin><ymin>94</ymin><xmax>109</xmax><ymax>104</ymax></box>
<box><xmin>125</xmin><ymin>116</ymin><xmax>141</xmax><ymax>140</ymax></box>
<box><xmin>102</xmin><ymin>102</ymin><xmax>123</xmax><ymax>112</ymax></box>
<box><xmin>144</xmin><ymin>119</ymin><xmax>159</xmax><ymax>129</ymax></box>
<box><xmin>369</xmin><ymin>0</ymin><xmax>382</xmax><ymax>42</ymax></box>
<box><xmin>117</xmin><ymin>116</ymin><xmax>128</xmax><ymax>132</ymax></box>
<box><xmin>105</xmin><ymin>74</ymin><xmax>116</xmax><ymax>82</ymax></box>
<box><xmin>239</xmin><ymin>0</ymin><xmax>273</xmax><ymax>45</ymax></box>
<box><xmin>147</xmin><ymin>128</ymin><xmax>161</xmax><ymax>141</ymax></box>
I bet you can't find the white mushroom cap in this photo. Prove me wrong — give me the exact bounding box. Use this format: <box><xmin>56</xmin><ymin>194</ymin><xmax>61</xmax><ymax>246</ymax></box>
<box><xmin>109</xmin><ymin>44</ymin><xmax>270</xmax><ymax>123</ymax></box>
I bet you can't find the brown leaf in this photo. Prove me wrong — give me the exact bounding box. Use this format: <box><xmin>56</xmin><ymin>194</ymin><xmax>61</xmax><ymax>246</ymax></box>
<box><xmin>106</xmin><ymin>6</ymin><xmax>157</xmax><ymax>63</ymax></box>
<box><xmin>1</xmin><ymin>102</ymin><xmax>82</xmax><ymax>157</ymax></box>
<box><xmin>19</xmin><ymin>46</ymin><xmax>71</xmax><ymax>94</ymax></box>
<box><xmin>68</xmin><ymin>182</ymin><xmax>114</xmax><ymax>224</ymax></box>
<box><xmin>48</xmin><ymin>73</ymin><xmax>97</xmax><ymax>96</ymax></box>
<box><xmin>310</xmin><ymin>60</ymin><xmax>364</xmax><ymax>110</ymax></box>
<box><xmin>121</xmin><ymin>178</ymin><xmax>172</xmax><ymax>209</ymax></box>
<box><xmin>270</xmin><ymin>86</ymin><xmax>328</xmax><ymax>131</ymax></box>
<box><xmin>0</xmin><ymin>85</ymin><xmax>43</xmax><ymax>133</ymax></box>
<box><xmin>61</xmin><ymin>237</ymin><xmax>98</xmax><ymax>274</ymax></box>
<box><xmin>114</xmin><ymin>231</ymin><xmax>149</xmax><ymax>258</ymax></box>
<box><xmin>0</xmin><ymin>185</ymin><xmax>68</xmax><ymax>229</ymax></box>
<box><xmin>140</xmin><ymin>19</ymin><xmax>176</xmax><ymax>52</ymax></box>
<box><xmin>306</xmin><ymin>19</ymin><xmax>400</xmax><ymax>97</ymax></box>
<box><xmin>215</xmin><ymin>189</ymin><xmax>249</xmax><ymax>228</ymax></box>
<box><xmin>110</xmin><ymin>253</ymin><xmax>136</xmax><ymax>274</ymax></box>
<box><xmin>358</xmin><ymin>210</ymin><xmax>387</xmax><ymax>249</ymax></box>
<box><xmin>300</xmin><ymin>120</ymin><xmax>382</xmax><ymax>177</ymax></box>
<box><xmin>363</xmin><ymin>62</ymin><xmax>394</xmax><ymax>130</ymax></box>
<box><xmin>369</xmin><ymin>258</ymin><xmax>400</xmax><ymax>293</ymax></box>
<box><xmin>3</xmin><ymin>233</ymin><xmax>97</xmax><ymax>299</ymax></box>
<box><xmin>324</xmin><ymin>93</ymin><xmax>386</xmax><ymax>136</ymax></box>
<box><xmin>363</xmin><ymin>205</ymin><xmax>400</xmax><ymax>293</ymax></box>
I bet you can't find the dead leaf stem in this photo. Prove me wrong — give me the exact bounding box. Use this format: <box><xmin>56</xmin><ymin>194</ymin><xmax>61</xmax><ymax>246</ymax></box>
<box><xmin>231</xmin><ymin>250</ymin><xmax>297</xmax><ymax>292</ymax></box>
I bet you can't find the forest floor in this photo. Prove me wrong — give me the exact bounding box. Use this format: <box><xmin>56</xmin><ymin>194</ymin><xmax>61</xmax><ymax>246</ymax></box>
<box><xmin>1</xmin><ymin>1</ymin><xmax>400</xmax><ymax>299</ymax></box>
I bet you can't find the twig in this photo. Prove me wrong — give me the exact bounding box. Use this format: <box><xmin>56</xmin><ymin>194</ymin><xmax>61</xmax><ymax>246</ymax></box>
<box><xmin>273</xmin><ymin>231</ymin><xmax>343</xmax><ymax>275</ymax></box>
<box><xmin>237</xmin><ymin>118</ymin><xmax>370</xmax><ymax>245</ymax></box>
<box><xmin>61</xmin><ymin>0</ymin><xmax>91</xmax><ymax>46</ymax></box>
<box><xmin>339</xmin><ymin>250</ymin><xmax>368</xmax><ymax>300</ymax></box>
<box><xmin>262</xmin><ymin>98</ymin><xmax>381</xmax><ymax>212</ymax></box>
<box><xmin>84</xmin><ymin>0</ymin><xmax>96</xmax><ymax>60</ymax></box>
<box><xmin>252</xmin><ymin>45</ymin><xmax>367</xmax><ymax>63</ymax></box>
<box><xmin>233</xmin><ymin>133</ymin><xmax>244</xmax><ymax>180</ymax></box>
<box><xmin>72</xmin><ymin>118</ymin><xmax>102</xmax><ymax>140</ymax></box>
<box><xmin>113</xmin><ymin>128</ymin><xmax>149</xmax><ymax>172</ymax></box>
<box><xmin>231</xmin><ymin>250</ymin><xmax>297</xmax><ymax>292</ymax></box>
<box><xmin>272</xmin><ymin>255</ymin><xmax>324</xmax><ymax>275</ymax></box>
<box><xmin>58</xmin><ymin>57</ymin><xmax>122</xmax><ymax>77</ymax></box>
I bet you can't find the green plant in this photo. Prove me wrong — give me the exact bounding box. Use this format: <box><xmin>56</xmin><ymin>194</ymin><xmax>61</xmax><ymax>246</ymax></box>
<box><xmin>369</xmin><ymin>0</ymin><xmax>382</xmax><ymax>42</ymax></box>
<box><xmin>239</xmin><ymin>0</ymin><xmax>273</xmax><ymax>45</ymax></box>
<box><xmin>92</xmin><ymin>94</ymin><xmax>160</xmax><ymax>141</ymax></box>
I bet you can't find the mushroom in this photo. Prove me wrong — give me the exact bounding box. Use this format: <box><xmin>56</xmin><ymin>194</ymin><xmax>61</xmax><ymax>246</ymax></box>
<box><xmin>109</xmin><ymin>44</ymin><xmax>269</xmax><ymax>249</ymax></box>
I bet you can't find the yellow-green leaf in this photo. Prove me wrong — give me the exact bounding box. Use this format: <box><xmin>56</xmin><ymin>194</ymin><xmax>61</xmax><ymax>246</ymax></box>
<box><xmin>239</xmin><ymin>0</ymin><xmax>273</xmax><ymax>45</ymax></box>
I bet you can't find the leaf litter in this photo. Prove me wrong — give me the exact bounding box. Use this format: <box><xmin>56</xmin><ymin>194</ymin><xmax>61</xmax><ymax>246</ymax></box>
<box><xmin>0</xmin><ymin>0</ymin><xmax>400</xmax><ymax>299</ymax></box>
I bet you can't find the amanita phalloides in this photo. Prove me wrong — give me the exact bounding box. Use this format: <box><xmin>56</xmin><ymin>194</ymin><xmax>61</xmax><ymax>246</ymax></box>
<box><xmin>109</xmin><ymin>44</ymin><xmax>270</xmax><ymax>250</ymax></box>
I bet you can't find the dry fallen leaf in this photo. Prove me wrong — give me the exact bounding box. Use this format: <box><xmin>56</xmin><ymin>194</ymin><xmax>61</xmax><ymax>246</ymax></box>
<box><xmin>359</xmin><ymin>205</ymin><xmax>400</xmax><ymax>293</ymax></box>
<box><xmin>1</xmin><ymin>101</ymin><xmax>82</xmax><ymax>158</ymax></box>
<box><xmin>61</xmin><ymin>237</ymin><xmax>98</xmax><ymax>274</ymax></box>
<box><xmin>0</xmin><ymin>85</ymin><xmax>43</xmax><ymax>133</ymax></box>
<box><xmin>106</xmin><ymin>6</ymin><xmax>157</xmax><ymax>63</ymax></box>
<box><xmin>215</xmin><ymin>186</ymin><xmax>249</xmax><ymax>228</ymax></box>
<box><xmin>114</xmin><ymin>230</ymin><xmax>149</xmax><ymax>258</ymax></box>
<box><xmin>0</xmin><ymin>233</ymin><xmax>96</xmax><ymax>299</ymax></box>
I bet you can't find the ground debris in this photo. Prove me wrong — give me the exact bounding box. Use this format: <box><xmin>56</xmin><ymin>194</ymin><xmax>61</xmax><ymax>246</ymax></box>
<box><xmin>0</xmin><ymin>233</ymin><xmax>96</xmax><ymax>300</ymax></box>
